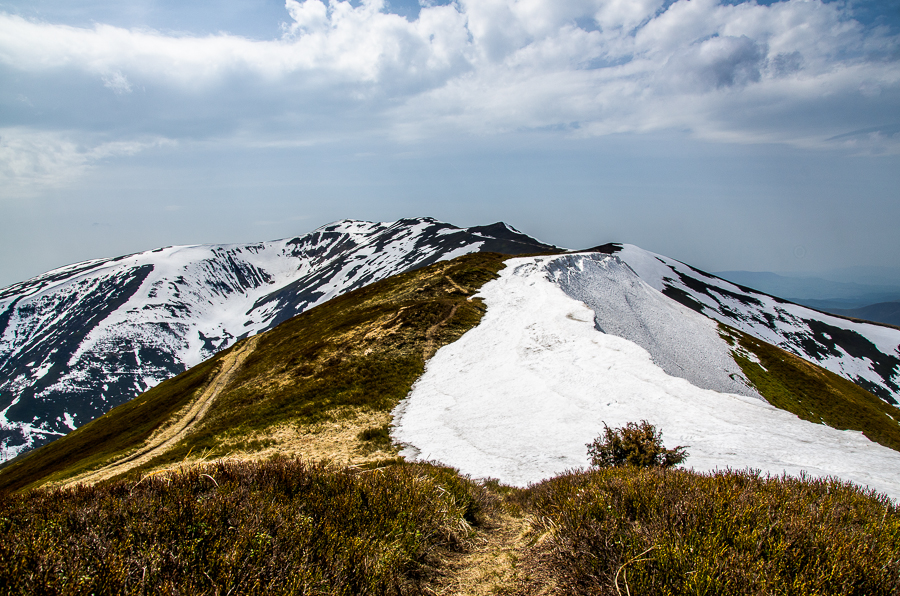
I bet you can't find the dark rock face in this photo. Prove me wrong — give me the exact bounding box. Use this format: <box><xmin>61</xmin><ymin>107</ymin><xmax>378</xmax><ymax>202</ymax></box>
<box><xmin>0</xmin><ymin>218</ymin><xmax>555</xmax><ymax>460</ymax></box>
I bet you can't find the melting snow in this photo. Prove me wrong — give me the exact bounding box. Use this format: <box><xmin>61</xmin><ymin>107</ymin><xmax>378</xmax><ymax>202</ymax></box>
<box><xmin>548</xmin><ymin>254</ymin><xmax>760</xmax><ymax>398</ymax></box>
<box><xmin>393</xmin><ymin>256</ymin><xmax>900</xmax><ymax>499</ymax></box>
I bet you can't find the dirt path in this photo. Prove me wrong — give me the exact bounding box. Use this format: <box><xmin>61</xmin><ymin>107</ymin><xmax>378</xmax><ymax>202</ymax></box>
<box><xmin>64</xmin><ymin>335</ymin><xmax>260</xmax><ymax>487</ymax></box>
<box><xmin>423</xmin><ymin>302</ymin><xmax>460</xmax><ymax>360</ymax></box>
<box><xmin>444</xmin><ymin>274</ymin><xmax>469</xmax><ymax>295</ymax></box>
<box><xmin>429</xmin><ymin>512</ymin><xmax>540</xmax><ymax>595</ymax></box>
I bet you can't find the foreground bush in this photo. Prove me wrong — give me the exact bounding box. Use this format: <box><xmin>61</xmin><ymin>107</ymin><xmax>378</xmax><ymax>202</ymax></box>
<box><xmin>0</xmin><ymin>458</ymin><xmax>493</xmax><ymax>595</ymax></box>
<box><xmin>586</xmin><ymin>420</ymin><xmax>687</xmax><ymax>468</ymax></box>
<box><xmin>522</xmin><ymin>467</ymin><xmax>900</xmax><ymax>595</ymax></box>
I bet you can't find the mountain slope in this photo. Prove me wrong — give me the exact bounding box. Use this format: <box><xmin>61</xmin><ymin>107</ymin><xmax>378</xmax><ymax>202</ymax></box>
<box><xmin>4</xmin><ymin>250</ymin><xmax>900</xmax><ymax>501</ymax></box>
<box><xmin>607</xmin><ymin>244</ymin><xmax>900</xmax><ymax>405</ymax></box>
<box><xmin>0</xmin><ymin>218</ymin><xmax>553</xmax><ymax>461</ymax></box>
<box><xmin>393</xmin><ymin>254</ymin><xmax>900</xmax><ymax>498</ymax></box>
<box><xmin>0</xmin><ymin>253</ymin><xmax>510</xmax><ymax>493</ymax></box>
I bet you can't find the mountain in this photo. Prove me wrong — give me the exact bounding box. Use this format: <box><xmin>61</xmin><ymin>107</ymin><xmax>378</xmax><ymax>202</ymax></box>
<box><xmin>0</xmin><ymin>252</ymin><xmax>509</xmax><ymax>492</ymax></box>
<box><xmin>0</xmin><ymin>218</ymin><xmax>555</xmax><ymax>461</ymax></box>
<box><xmin>823</xmin><ymin>302</ymin><xmax>900</xmax><ymax>328</ymax></box>
<box><xmin>613</xmin><ymin>245</ymin><xmax>900</xmax><ymax>405</ymax></box>
<box><xmin>713</xmin><ymin>270</ymin><xmax>900</xmax><ymax>311</ymax></box>
<box><xmin>2</xmin><ymin>250</ymin><xmax>899</xmax><ymax>501</ymax></box>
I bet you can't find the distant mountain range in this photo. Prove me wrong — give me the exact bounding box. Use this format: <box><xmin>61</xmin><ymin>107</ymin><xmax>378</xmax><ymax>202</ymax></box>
<box><xmin>714</xmin><ymin>270</ymin><xmax>900</xmax><ymax>324</ymax></box>
<box><xmin>823</xmin><ymin>302</ymin><xmax>900</xmax><ymax>327</ymax></box>
<box><xmin>2</xmin><ymin>219</ymin><xmax>899</xmax><ymax>472</ymax></box>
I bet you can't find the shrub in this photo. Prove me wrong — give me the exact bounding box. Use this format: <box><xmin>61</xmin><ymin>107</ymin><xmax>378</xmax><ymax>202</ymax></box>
<box><xmin>586</xmin><ymin>420</ymin><xmax>687</xmax><ymax>468</ymax></box>
<box><xmin>358</xmin><ymin>423</ymin><xmax>392</xmax><ymax>444</ymax></box>
<box><xmin>0</xmin><ymin>458</ymin><xmax>494</xmax><ymax>595</ymax></box>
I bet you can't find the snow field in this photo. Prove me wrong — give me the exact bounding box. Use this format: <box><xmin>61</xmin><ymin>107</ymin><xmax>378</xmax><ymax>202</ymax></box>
<box><xmin>548</xmin><ymin>253</ymin><xmax>761</xmax><ymax>399</ymax></box>
<box><xmin>392</xmin><ymin>256</ymin><xmax>900</xmax><ymax>499</ymax></box>
<box><xmin>616</xmin><ymin>244</ymin><xmax>900</xmax><ymax>402</ymax></box>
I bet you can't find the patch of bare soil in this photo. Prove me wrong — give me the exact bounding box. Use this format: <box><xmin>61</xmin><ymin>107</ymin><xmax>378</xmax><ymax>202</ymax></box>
<box><xmin>426</xmin><ymin>512</ymin><xmax>557</xmax><ymax>596</ymax></box>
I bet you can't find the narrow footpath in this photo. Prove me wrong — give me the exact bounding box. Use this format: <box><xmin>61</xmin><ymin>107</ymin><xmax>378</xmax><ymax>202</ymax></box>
<box><xmin>428</xmin><ymin>510</ymin><xmax>556</xmax><ymax>596</ymax></box>
<box><xmin>63</xmin><ymin>335</ymin><xmax>260</xmax><ymax>487</ymax></box>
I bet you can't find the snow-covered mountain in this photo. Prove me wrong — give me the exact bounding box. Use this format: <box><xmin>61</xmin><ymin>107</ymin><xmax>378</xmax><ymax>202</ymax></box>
<box><xmin>394</xmin><ymin>252</ymin><xmax>900</xmax><ymax>498</ymax></box>
<box><xmin>4</xmin><ymin>221</ymin><xmax>900</xmax><ymax>473</ymax></box>
<box><xmin>0</xmin><ymin>218</ymin><xmax>554</xmax><ymax>460</ymax></box>
<box><xmin>605</xmin><ymin>244</ymin><xmax>900</xmax><ymax>405</ymax></box>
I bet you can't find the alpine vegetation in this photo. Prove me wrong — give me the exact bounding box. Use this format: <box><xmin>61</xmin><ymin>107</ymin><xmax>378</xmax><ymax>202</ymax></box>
<box><xmin>0</xmin><ymin>459</ymin><xmax>495</xmax><ymax>595</ymax></box>
<box><xmin>586</xmin><ymin>420</ymin><xmax>688</xmax><ymax>469</ymax></box>
<box><xmin>520</xmin><ymin>467</ymin><xmax>900</xmax><ymax>595</ymax></box>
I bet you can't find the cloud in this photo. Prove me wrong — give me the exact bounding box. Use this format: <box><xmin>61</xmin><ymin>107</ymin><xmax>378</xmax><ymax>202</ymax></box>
<box><xmin>0</xmin><ymin>0</ymin><xmax>897</xmax><ymax>165</ymax></box>
<box><xmin>102</xmin><ymin>70</ymin><xmax>132</xmax><ymax>94</ymax></box>
<box><xmin>0</xmin><ymin>128</ymin><xmax>173</xmax><ymax>197</ymax></box>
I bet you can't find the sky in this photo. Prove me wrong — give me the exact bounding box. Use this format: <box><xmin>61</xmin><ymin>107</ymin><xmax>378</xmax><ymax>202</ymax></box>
<box><xmin>1</xmin><ymin>0</ymin><xmax>899</xmax><ymax>288</ymax></box>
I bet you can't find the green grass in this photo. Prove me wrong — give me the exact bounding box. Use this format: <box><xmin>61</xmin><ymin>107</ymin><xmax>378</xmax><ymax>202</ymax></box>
<box><xmin>517</xmin><ymin>467</ymin><xmax>900</xmax><ymax>595</ymax></box>
<box><xmin>357</xmin><ymin>423</ymin><xmax>393</xmax><ymax>454</ymax></box>
<box><xmin>0</xmin><ymin>252</ymin><xmax>509</xmax><ymax>492</ymax></box>
<box><xmin>0</xmin><ymin>458</ymin><xmax>495</xmax><ymax>595</ymax></box>
<box><xmin>720</xmin><ymin>324</ymin><xmax>900</xmax><ymax>452</ymax></box>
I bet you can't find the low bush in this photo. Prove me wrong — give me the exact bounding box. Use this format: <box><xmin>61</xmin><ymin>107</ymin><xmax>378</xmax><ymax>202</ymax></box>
<box><xmin>586</xmin><ymin>420</ymin><xmax>687</xmax><ymax>468</ymax></box>
<box><xmin>521</xmin><ymin>467</ymin><xmax>900</xmax><ymax>595</ymax></box>
<box><xmin>0</xmin><ymin>458</ymin><xmax>494</xmax><ymax>595</ymax></box>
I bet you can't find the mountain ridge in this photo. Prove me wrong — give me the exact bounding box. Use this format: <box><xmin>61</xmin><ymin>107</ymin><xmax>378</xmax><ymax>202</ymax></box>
<box><xmin>0</xmin><ymin>218</ymin><xmax>556</xmax><ymax>461</ymax></box>
<box><xmin>3</xmin><ymin>219</ymin><xmax>900</xmax><ymax>470</ymax></box>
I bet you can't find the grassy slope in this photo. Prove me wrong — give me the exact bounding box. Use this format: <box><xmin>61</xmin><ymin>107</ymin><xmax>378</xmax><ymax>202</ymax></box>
<box><xmin>0</xmin><ymin>355</ymin><xmax>224</xmax><ymax>493</ymax></box>
<box><xmin>517</xmin><ymin>467</ymin><xmax>900</xmax><ymax>595</ymax></box>
<box><xmin>0</xmin><ymin>459</ymin><xmax>496</xmax><ymax>596</ymax></box>
<box><xmin>720</xmin><ymin>324</ymin><xmax>900</xmax><ymax>452</ymax></box>
<box><xmin>0</xmin><ymin>252</ymin><xmax>509</xmax><ymax>493</ymax></box>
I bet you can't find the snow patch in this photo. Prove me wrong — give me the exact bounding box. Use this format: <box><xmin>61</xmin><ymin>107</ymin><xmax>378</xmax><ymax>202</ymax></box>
<box><xmin>548</xmin><ymin>254</ymin><xmax>760</xmax><ymax>399</ymax></box>
<box><xmin>393</xmin><ymin>256</ymin><xmax>900</xmax><ymax>499</ymax></box>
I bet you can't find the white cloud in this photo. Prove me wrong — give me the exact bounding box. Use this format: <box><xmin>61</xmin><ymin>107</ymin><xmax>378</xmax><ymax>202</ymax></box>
<box><xmin>0</xmin><ymin>0</ymin><xmax>897</xmax><ymax>157</ymax></box>
<box><xmin>102</xmin><ymin>70</ymin><xmax>132</xmax><ymax>94</ymax></box>
<box><xmin>0</xmin><ymin>128</ymin><xmax>174</xmax><ymax>197</ymax></box>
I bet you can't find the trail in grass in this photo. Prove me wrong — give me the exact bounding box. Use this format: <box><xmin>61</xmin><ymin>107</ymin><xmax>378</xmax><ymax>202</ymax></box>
<box><xmin>430</xmin><ymin>512</ymin><xmax>541</xmax><ymax>596</ymax></box>
<box><xmin>444</xmin><ymin>274</ymin><xmax>469</xmax><ymax>295</ymax></box>
<box><xmin>424</xmin><ymin>302</ymin><xmax>461</xmax><ymax>360</ymax></box>
<box><xmin>65</xmin><ymin>335</ymin><xmax>260</xmax><ymax>487</ymax></box>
